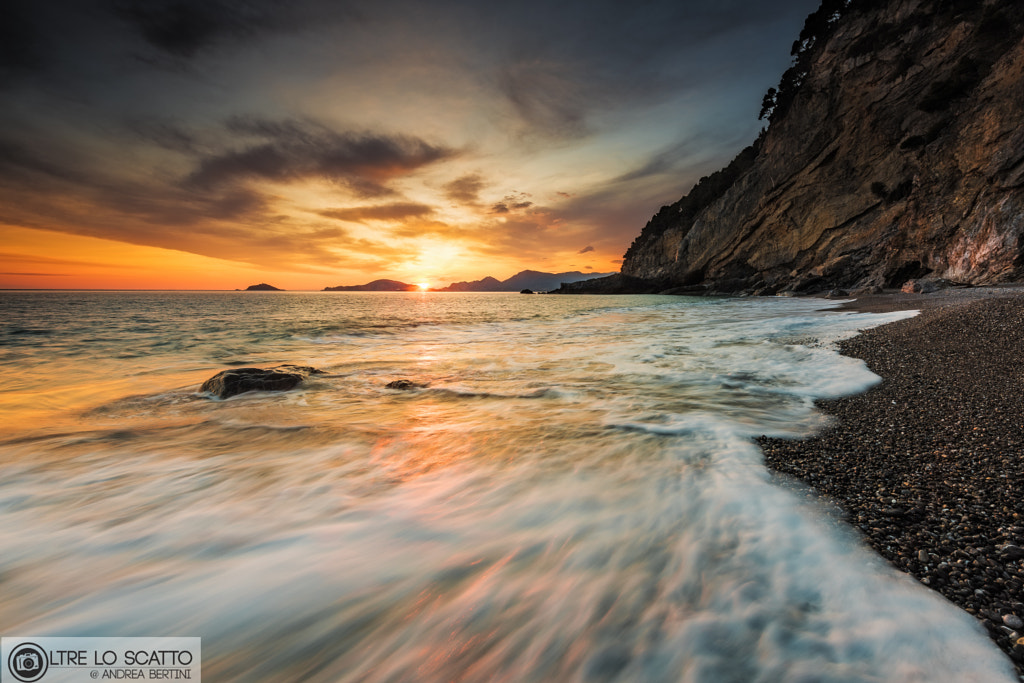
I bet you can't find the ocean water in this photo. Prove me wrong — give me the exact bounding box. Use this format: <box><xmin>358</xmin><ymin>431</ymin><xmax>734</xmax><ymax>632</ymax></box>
<box><xmin>0</xmin><ymin>291</ymin><xmax>1015</xmax><ymax>682</ymax></box>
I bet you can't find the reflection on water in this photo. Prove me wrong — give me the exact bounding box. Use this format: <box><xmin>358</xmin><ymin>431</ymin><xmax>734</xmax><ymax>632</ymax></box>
<box><xmin>0</xmin><ymin>292</ymin><xmax>1014</xmax><ymax>681</ymax></box>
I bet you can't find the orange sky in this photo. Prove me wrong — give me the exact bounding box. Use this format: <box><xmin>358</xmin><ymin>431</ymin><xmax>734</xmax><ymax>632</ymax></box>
<box><xmin>0</xmin><ymin>0</ymin><xmax>816</xmax><ymax>290</ymax></box>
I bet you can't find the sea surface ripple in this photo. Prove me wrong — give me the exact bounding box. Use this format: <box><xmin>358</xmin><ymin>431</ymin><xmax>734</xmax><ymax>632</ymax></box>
<box><xmin>0</xmin><ymin>291</ymin><xmax>1014</xmax><ymax>681</ymax></box>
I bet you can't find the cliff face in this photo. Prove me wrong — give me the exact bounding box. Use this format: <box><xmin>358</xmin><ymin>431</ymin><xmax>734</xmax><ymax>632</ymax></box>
<box><xmin>621</xmin><ymin>0</ymin><xmax>1024</xmax><ymax>294</ymax></box>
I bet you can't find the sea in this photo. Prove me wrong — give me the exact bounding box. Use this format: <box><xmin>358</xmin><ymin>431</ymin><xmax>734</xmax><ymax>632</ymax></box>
<box><xmin>0</xmin><ymin>291</ymin><xmax>1016</xmax><ymax>682</ymax></box>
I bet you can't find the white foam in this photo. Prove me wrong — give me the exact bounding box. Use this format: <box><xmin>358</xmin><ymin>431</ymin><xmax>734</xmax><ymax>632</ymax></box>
<box><xmin>0</xmin><ymin>294</ymin><xmax>1012</xmax><ymax>681</ymax></box>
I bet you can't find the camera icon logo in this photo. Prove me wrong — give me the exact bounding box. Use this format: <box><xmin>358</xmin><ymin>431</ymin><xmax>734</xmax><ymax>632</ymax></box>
<box><xmin>8</xmin><ymin>642</ymin><xmax>48</xmax><ymax>682</ymax></box>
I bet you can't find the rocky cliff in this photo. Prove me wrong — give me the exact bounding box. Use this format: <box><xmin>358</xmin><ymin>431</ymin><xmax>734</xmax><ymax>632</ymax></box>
<box><xmin>619</xmin><ymin>0</ymin><xmax>1024</xmax><ymax>295</ymax></box>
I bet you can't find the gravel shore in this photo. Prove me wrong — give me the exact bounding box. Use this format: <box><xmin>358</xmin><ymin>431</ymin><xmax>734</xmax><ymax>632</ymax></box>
<box><xmin>758</xmin><ymin>289</ymin><xmax>1024</xmax><ymax>677</ymax></box>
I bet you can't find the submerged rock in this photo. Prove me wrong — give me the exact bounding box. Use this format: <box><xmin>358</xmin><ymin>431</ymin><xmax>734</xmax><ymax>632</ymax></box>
<box><xmin>201</xmin><ymin>365</ymin><xmax>322</xmax><ymax>399</ymax></box>
<box><xmin>385</xmin><ymin>379</ymin><xmax>426</xmax><ymax>390</ymax></box>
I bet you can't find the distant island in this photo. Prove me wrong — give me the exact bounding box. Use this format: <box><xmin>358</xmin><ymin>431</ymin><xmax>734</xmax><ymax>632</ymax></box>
<box><xmin>323</xmin><ymin>270</ymin><xmax>615</xmax><ymax>293</ymax></box>
<box><xmin>245</xmin><ymin>283</ymin><xmax>283</xmax><ymax>291</ymax></box>
<box><xmin>323</xmin><ymin>279</ymin><xmax>419</xmax><ymax>292</ymax></box>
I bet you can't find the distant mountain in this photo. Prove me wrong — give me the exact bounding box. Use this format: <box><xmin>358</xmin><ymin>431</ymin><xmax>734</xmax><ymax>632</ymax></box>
<box><xmin>323</xmin><ymin>279</ymin><xmax>418</xmax><ymax>291</ymax></box>
<box><xmin>503</xmin><ymin>270</ymin><xmax>616</xmax><ymax>292</ymax></box>
<box><xmin>245</xmin><ymin>283</ymin><xmax>283</xmax><ymax>291</ymax></box>
<box><xmin>435</xmin><ymin>270</ymin><xmax>616</xmax><ymax>292</ymax></box>
<box><xmin>437</xmin><ymin>276</ymin><xmax>502</xmax><ymax>292</ymax></box>
<box><xmin>322</xmin><ymin>271</ymin><xmax>616</xmax><ymax>292</ymax></box>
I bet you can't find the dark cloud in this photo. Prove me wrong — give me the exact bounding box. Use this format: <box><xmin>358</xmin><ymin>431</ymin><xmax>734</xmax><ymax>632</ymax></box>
<box><xmin>491</xmin><ymin>192</ymin><xmax>533</xmax><ymax>214</ymax></box>
<box><xmin>126</xmin><ymin>118</ymin><xmax>200</xmax><ymax>153</ymax></box>
<box><xmin>497</xmin><ymin>59</ymin><xmax>588</xmax><ymax>140</ymax></box>
<box><xmin>443</xmin><ymin>173</ymin><xmax>486</xmax><ymax>204</ymax></box>
<box><xmin>114</xmin><ymin>0</ymin><xmax>251</xmax><ymax>58</ymax></box>
<box><xmin>577</xmin><ymin>245</ymin><xmax>594</xmax><ymax>254</ymax></box>
<box><xmin>113</xmin><ymin>0</ymin><xmax>348</xmax><ymax>59</ymax></box>
<box><xmin>186</xmin><ymin>118</ymin><xmax>455</xmax><ymax>192</ymax></box>
<box><xmin>318</xmin><ymin>203</ymin><xmax>434</xmax><ymax>222</ymax></box>
<box><xmin>0</xmin><ymin>140</ymin><xmax>84</xmax><ymax>184</ymax></box>
<box><xmin>613</xmin><ymin>138</ymin><xmax>706</xmax><ymax>184</ymax></box>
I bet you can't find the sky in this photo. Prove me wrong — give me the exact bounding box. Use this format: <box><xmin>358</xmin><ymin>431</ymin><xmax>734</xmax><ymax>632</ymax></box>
<box><xmin>0</xmin><ymin>0</ymin><xmax>819</xmax><ymax>290</ymax></box>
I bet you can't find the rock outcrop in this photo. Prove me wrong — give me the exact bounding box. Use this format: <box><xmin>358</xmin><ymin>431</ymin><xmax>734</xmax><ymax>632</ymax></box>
<box><xmin>245</xmin><ymin>283</ymin><xmax>282</xmax><ymax>291</ymax></box>
<box><xmin>200</xmin><ymin>365</ymin><xmax>323</xmax><ymax>399</ymax></box>
<box><xmin>619</xmin><ymin>0</ymin><xmax>1024</xmax><ymax>294</ymax></box>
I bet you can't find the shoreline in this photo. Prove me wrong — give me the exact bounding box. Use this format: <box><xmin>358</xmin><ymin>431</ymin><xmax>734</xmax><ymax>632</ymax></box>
<box><xmin>759</xmin><ymin>287</ymin><xmax>1024</xmax><ymax>677</ymax></box>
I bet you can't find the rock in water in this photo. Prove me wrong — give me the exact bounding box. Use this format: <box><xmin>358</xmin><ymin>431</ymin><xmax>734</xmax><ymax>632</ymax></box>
<box><xmin>201</xmin><ymin>365</ymin><xmax>322</xmax><ymax>399</ymax></box>
<box><xmin>385</xmin><ymin>379</ymin><xmax>425</xmax><ymax>390</ymax></box>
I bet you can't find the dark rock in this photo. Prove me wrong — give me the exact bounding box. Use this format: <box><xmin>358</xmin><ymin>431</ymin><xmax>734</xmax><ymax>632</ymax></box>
<box><xmin>852</xmin><ymin>285</ymin><xmax>884</xmax><ymax>296</ymax></box>
<box><xmin>519</xmin><ymin>289</ymin><xmax>534</xmax><ymax>294</ymax></box>
<box><xmin>385</xmin><ymin>379</ymin><xmax>426</xmax><ymax>390</ymax></box>
<box><xmin>659</xmin><ymin>284</ymin><xmax>709</xmax><ymax>295</ymax></box>
<box><xmin>1001</xmin><ymin>545</ymin><xmax>1024</xmax><ymax>561</ymax></box>
<box><xmin>245</xmin><ymin>283</ymin><xmax>282</xmax><ymax>291</ymax></box>
<box><xmin>549</xmin><ymin>274</ymin><xmax>666</xmax><ymax>294</ymax></box>
<box><xmin>824</xmin><ymin>289</ymin><xmax>850</xmax><ymax>299</ymax></box>
<box><xmin>200</xmin><ymin>365</ymin><xmax>322</xmax><ymax>399</ymax></box>
<box><xmin>901</xmin><ymin>279</ymin><xmax>946</xmax><ymax>294</ymax></box>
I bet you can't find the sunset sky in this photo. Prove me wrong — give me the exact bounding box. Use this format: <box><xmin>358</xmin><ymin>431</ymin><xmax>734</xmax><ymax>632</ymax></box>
<box><xmin>1</xmin><ymin>0</ymin><xmax>818</xmax><ymax>290</ymax></box>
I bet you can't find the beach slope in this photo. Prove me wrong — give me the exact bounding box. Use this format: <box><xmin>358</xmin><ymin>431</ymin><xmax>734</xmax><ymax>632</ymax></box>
<box><xmin>760</xmin><ymin>293</ymin><xmax>1024</xmax><ymax>674</ymax></box>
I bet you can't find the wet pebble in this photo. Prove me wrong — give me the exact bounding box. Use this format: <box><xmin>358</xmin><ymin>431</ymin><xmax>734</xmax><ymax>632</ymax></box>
<box><xmin>759</xmin><ymin>297</ymin><xmax>1024</xmax><ymax>679</ymax></box>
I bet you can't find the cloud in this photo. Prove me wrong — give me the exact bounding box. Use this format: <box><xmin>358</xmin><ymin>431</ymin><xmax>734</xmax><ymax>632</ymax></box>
<box><xmin>443</xmin><ymin>173</ymin><xmax>486</xmax><ymax>204</ymax></box>
<box><xmin>113</xmin><ymin>0</ymin><xmax>359</xmax><ymax>60</ymax></box>
<box><xmin>126</xmin><ymin>118</ymin><xmax>200</xmax><ymax>153</ymax></box>
<box><xmin>577</xmin><ymin>245</ymin><xmax>594</xmax><ymax>254</ymax></box>
<box><xmin>114</xmin><ymin>0</ymin><xmax>249</xmax><ymax>59</ymax></box>
<box><xmin>491</xmin><ymin>192</ymin><xmax>533</xmax><ymax>214</ymax></box>
<box><xmin>497</xmin><ymin>58</ymin><xmax>589</xmax><ymax>140</ymax></box>
<box><xmin>0</xmin><ymin>139</ymin><xmax>85</xmax><ymax>183</ymax></box>
<box><xmin>318</xmin><ymin>203</ymin><xmax>434</xmax><ymax>222</ymax></box>
<box><xmin>185</xmin><ymin>118</ymin><xmax>455</xmax><ymax>194</ymax></box>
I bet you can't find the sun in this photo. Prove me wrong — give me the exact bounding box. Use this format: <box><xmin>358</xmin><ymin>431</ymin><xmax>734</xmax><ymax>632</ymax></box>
<box><xmin>417</xmin><ymin>282</ymin><xmax>430</xmax><ymax>291</ymax></box>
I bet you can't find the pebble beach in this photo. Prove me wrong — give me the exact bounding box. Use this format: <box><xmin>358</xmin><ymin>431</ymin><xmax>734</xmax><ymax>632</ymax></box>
<box><xmin>759</xmin><ymin>287</ymin><xmax>1024</xmax><ymax>678</ymax></box>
